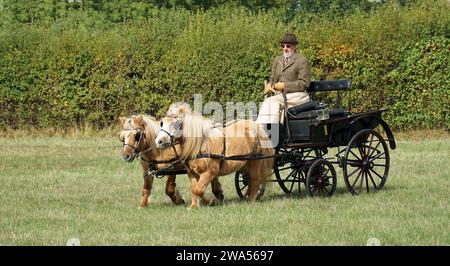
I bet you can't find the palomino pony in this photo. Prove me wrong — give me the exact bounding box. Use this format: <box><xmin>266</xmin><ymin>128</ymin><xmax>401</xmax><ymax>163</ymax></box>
<box><xmin>155</xmin><ymin>104</ymin><xmax>274</xmax><ymax>209</ymax></box>
<box><xmin>119</xmin><ymin>115</ymin><xmax>224</xmax><ymax>208</ymax></box>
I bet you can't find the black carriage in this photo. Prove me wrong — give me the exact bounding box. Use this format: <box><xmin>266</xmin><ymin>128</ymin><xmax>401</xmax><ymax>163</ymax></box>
<box><xmin>235</xmin><ymin>79</ymin><xmax>396</xmax><ymax>198</ymax></box>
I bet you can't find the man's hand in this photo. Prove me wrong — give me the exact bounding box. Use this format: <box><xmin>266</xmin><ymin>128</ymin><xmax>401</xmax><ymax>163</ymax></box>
<box><xmin>272</xmin><ymin>82</ymin><xmax>285</xmax><ymax>91</ymax></box>
<box><xmin>264</xmin><ymin>80</ymin><xmax>275</xmax><ymax>95</ymax></box>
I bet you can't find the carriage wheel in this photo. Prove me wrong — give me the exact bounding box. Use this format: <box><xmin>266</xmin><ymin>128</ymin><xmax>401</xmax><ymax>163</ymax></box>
<box><xmin>343</xmin><ymin>129</ymin><xmax>390</xmax><ymax>195</ymax></box>
<box><xmin>273</xmin><ymin>148</ymin><xmax>303</xmax><ymax>195</ymax></box>
<box><xmin>234</xmin><ymin>171</ymin><xmax>266</xmax><ymax>200</ymax></box>
<box><xmin>273</xmin><ymin>148</ymin><xmax>324</xmax><ymax>195</ymax></box>
<box><xmin>306</xmin><ymin>159</ymin><xmax>337</xmax><ymax>197</ymax></box>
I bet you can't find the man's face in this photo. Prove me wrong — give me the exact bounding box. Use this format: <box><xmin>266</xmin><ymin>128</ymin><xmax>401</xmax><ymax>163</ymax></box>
<box><xmin>281</xmin><ymin>43</ymin><xmax>295</xmax><ymax>58</ymax></box>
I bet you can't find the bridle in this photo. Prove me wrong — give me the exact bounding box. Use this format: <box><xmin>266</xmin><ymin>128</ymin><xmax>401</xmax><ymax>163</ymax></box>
<box><xmin>121</xmin><ymin>118</ymin><xmax>181</xmax><ymax>177</ymax></box>
<box><xmin>159</xmin><ymin>117</ymin><xmax>183</xmax><ymax>147</ymax></box>
<box><xmin>122</xmin><ymin>120</ymin><xmax>152</xmax><ymax>161</ymax></box>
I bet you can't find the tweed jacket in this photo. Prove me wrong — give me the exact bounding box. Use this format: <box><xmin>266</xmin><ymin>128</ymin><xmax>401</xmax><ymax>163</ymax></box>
<box><xmin>271</xmin><ymin>53</ymin><xmax>311</xmax><ymax>93</ymax></box>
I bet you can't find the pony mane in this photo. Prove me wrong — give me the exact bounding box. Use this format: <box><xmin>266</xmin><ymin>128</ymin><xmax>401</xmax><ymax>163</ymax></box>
<box><xmin>141</xmin><ymin>115</ymin><xmax>159</xmax><ymax>145</ymax></box>
<box><xmin>125</xmin><ymin>115</ymin><xmax>159</xmax><ymax>148</ymax></box>
<box><xmin>180</xmin><ymin>110</ymin><xmax>218</xmax><ymax>160</ymax></box>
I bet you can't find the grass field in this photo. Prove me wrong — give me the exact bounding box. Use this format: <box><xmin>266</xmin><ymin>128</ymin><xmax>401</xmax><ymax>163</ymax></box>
<box><xmin>0</xmin><ymin>135</ymin><xmax>448</xmax><ymax>246</ymax></box>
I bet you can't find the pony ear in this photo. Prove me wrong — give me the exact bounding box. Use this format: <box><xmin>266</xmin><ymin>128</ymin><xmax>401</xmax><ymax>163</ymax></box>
<box><xmin>178</xmin><ymin>105</ymin><xmax>185</xmax><ymax>116</ymax></box>
<box><xmin>119</xmin><ymin>116</ymin><xmax>127</xmax><ymax>125</ymax></box>
<box><xmin>134</xmin><ymin>115</ymin><xmax>144</xmax><ymax>127</ymax></box>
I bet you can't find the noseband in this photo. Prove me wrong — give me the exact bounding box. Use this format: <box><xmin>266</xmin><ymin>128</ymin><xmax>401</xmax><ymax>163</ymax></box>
<box><xmin>122</xmin><ymin>120</ymin><xmax>149</xmax><ymax>160</ymax></box>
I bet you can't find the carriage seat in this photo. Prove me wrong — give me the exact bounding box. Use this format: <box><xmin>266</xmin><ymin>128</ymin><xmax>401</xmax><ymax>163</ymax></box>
<box><xmin>287</xmin><ymin>101</ymin><xmax>318</xmax><ymax>116</ymax></box>
<box><xmin>287</xmin><ymin>100</ymin><xmax>351</xmax><ymax>120</ymax></box>
<box><xmin>292</xmin><ymin>108</ymin><xmax>350</xmax><ymax>120</ymax></box>
<box><xmin>286</xmin><ymin>79</ymin><xmax>354</xmax><ymax>119</ymax></box>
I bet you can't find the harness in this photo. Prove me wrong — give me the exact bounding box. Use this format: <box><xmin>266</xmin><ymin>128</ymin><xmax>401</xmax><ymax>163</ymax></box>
<box><xmin>155</xmin><ymin>119</ymin><xmax>275</xmax><ymax>179</ymax></box>
<box><xmin>121</xmin><ymin>119</ymin><xmax>181</xmax><ymax>178</ymax></box>
<box><xmin>125</xmin><ymin>117</ymin><xmax>277</xmax><ymax>180</ymax></box>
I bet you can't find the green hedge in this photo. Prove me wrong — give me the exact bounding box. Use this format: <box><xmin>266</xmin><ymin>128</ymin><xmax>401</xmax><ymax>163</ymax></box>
<box><xmin>0</xmin><ymin>0</ymin><xmax>448</xmax><ymax>131</ymax></box>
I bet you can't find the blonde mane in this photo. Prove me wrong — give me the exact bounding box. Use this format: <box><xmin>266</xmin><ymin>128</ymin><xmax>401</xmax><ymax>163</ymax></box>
<box><xmin>125</xmin><ymin>115</ymin><xmax>160</xmax><ymax>149</ymax></box>
<box><xmin>180</xmin><ymin>110</ymin><xmax>219</xmax><ymax>160</ymax></box>
<box><xmin>141</xmin><ymin>115</ymin><xmax>159</xmax><ymax>145</ymax></box>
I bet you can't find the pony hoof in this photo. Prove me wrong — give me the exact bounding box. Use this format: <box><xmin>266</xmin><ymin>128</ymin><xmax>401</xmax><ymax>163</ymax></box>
<box><xmin>175</xmin><ymin>199</ymin><xmax>186</xmax><ymax>205</ymax></box>
<box><xmin>137</xmin><ymin>206</ymin><xmax>147</xmax><ymax>210</ymax></box>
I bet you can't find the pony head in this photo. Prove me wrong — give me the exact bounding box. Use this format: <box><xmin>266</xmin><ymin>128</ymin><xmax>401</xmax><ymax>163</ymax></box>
<box><xmin>118</xmin><ymin>115</ymin><xmax>149</xmax><ymax>162</ymax></box>
<box><xmin>155</xmin><ymin>116</ymin><xmax>183</xmax><ymax>150</ymax></box>
<box><xmin>156</xmin><ymin>104</ymin><xmax>214</xmax><ymax>160</ymax></box>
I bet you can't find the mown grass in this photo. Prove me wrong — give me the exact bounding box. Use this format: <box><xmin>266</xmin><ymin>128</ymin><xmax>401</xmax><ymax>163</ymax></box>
<box><xmin>0</xmin><ymin>135</ymin><xmax>448</xmax><ymax>246</ymax></box>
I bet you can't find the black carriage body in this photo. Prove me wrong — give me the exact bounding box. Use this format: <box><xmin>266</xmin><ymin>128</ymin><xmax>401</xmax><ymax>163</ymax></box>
<box><xmin>281</xmin><ymin>80</ymin><xmax>396</xmax><ymax>150</ymax></box>
<box><xmin>287</xmin><ymin>109</ymin><xmax>390</xmax><ymax>148</ymax></box>
<box><xmin>247</xmin><ymin>79</ymin><xmax>397</xmax><ymax>197</ymax></box>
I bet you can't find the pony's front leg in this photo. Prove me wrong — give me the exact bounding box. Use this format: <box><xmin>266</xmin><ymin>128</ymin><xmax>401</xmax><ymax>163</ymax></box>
<box><xmin>165</xmin><ymin>175</ymin><xmax>185</xmax><ymax>205</ymax></box>
<box><xmin>188</xmin><ymin>173</ymin><xmax>214</xmax><ymax>209</ymax></box>
<box><xmin>188</xmin><ymin>175</ymin><xmax>200</xmax><ymax>209</ymax></box>
<box><xmin>140</xmin><ymin>173</ymin><xmax>154</xmax><ymax>208</ymax></box>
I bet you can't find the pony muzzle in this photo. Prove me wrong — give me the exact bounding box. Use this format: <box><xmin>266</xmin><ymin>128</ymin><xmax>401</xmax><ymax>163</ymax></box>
<box><xmin>155</xmin><ymin>137</ymin><xmax>171</xmax><ymax>149</ymax></box>
<box><xmin>122</xmin><ymin>153</ymin><xmax>136</xmax><ymax>162</ymax></box>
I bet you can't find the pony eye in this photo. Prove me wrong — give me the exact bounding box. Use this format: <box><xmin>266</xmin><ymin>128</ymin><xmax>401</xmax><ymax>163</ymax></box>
<box><xmin>135</xmin><ymin>133</ymin><xmax>141</xmax><ymax>141</ymax></box>
<box><xmin>160</xmin><ymin>121</ymin><xmax>163</xmax><ymax>127</ymax></box>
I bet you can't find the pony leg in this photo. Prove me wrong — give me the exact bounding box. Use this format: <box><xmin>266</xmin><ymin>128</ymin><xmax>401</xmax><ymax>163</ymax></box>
<box><xmin>197</xmin><ymin>174</ymin><xmax>215</xmax><ymax>207</ymax></box>
<box><xmin>189</xmin><ymin>173</ymin><xmax>214</xmax><ymax>209</ymax></box>
<box><xmin>165</xmin><ymin>175</ymin><xmax>185</xmax><ymax>205</ymax></box>
<box><xmin>211</xmin><ymin>177</ymin><xmax>224</xmax><ymax>205</ymax></box>
<box><xmin>140</xmin><ymin>173</ymin><xmax>154</xmax><ymax>208</ymax></box>
<box><xmin>188</xmin><ymin>175</ymin><xmax>200</xmax><ymax>209</ymax></box>
<box><xmin>246</xmin><ymin>162</ymin><xmax>263</xmax><ymax>202</ymax></box>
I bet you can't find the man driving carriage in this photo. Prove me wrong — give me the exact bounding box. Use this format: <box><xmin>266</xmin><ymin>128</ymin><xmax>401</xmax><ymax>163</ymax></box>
<box><xmin>257</xmin><ymin>32</ymin><xmax>311</xmax><ymax>147</ymax></box>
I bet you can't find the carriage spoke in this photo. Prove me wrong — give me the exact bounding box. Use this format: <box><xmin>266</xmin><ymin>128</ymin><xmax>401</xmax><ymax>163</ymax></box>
<box><xmin>368</xmin><ymin>140</ymin><xmax>382</xmax><ymax>159</ymax></box>
<box><xmin>358</xmin><ymin>171</ymin><xmax>365</xmax><ymax>193</ymax></box>
<box><xmin>349</xmin><ymin>149</ymin><xmax>362</xmax><ymax>160</ymax></box>
<box><xmin>347</xmin><ymin>167</ymin><xmax>361</xmax><ymax>178</ymax></box>
<box><xmin>357</xmin><ymin>145</ymin><xmax>366</xmax><ymax>158</ymax></box>
<box><xmin>369</xmin><ymin>152</ymin><xmax>386</xmax><ymax>162</ymax></box>
<box><xmin>369</xmin><ymin>168</ymin><xmax>384</xmax><ymax>180</ymax></box>
<box><xmin>323</xmin><ymin>186</ymin><xmax>331</xmax><ymax>196</ymax></box>
<box><xmin>365</xmin><ymin>171</ymin><xmax>370</xmax><ymax>193</ymax></box>
<box><xmin>288</xmin><ymin>174</ymin><xmax>296</xmax><ymax>192</ymax></box>
<box><xmin>351</xmin><ymin>170</ymin><xmax>363</xmax><ymax>188</ymax></box>
<box><xmin>367</xmin><ymin>170</ymin><xmax>378</xmax><ymax>190</ymax></box>
<box><xmin>277</xmin><ymin>166</ymin><xmax>294</xmax><ymax>172</ymax></box>
<box><xmin>368</xmin><ymin>133</ymin><xmax>374</xmax><ymax>150</ymax></box>
<box><xmin>283</xmin><ymin>169</ymin><xmax>297</xmax><ymax>182</ymax></box>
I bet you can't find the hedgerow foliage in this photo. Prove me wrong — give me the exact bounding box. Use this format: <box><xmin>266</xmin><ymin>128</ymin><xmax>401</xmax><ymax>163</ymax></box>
<box><xmin>0</xmin><ymin>0</ymin><xmax>448</xmax><ymax>131</ymax></box>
